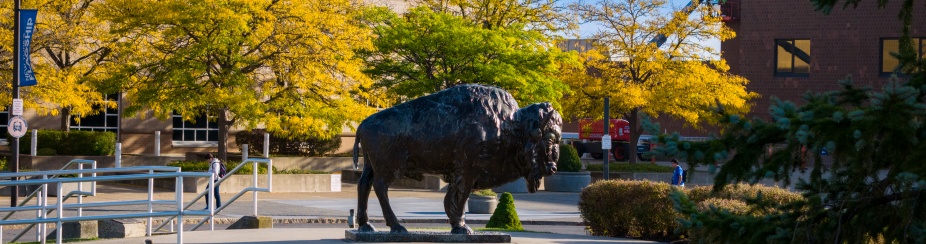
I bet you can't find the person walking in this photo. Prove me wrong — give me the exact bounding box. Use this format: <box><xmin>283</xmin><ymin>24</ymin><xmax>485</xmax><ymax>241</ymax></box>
<box><xmin>204</xmin><ymin>153</ymin><xmax>222</xmax><ymax>210</ymax></box>
<box><xmin>671</xmin><ymin>159</ymin><xmax>685</xmax><ymax>187</ymax></box>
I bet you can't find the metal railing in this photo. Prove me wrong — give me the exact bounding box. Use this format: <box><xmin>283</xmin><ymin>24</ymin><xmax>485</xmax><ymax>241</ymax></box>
<box><xmin>0</xmin><ymin>166</ymin><xmax>213</xmax><ymax>244</ymax></box>
<box><xmin>155</xmin><ymin>157</ymin><xmax>273</xmax><ymax>232</ymax></box>
<box><xmin>1</xmin><ymin>159</ymin><xmax>98</xmax><ymax>242</ymax></box>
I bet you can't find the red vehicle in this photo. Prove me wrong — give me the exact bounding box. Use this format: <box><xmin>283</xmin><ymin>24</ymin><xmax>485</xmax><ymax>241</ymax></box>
<box><xmin>571</xmin><ymin>118</ymin><xmax>633</xmax><ymax>160</ymax></box>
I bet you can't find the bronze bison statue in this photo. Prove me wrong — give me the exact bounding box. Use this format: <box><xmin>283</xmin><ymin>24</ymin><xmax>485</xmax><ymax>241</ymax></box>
<box><xmin>352</xmin><ymin>84</ymin><xmax>562</xmax><ymax>234</ymax></box>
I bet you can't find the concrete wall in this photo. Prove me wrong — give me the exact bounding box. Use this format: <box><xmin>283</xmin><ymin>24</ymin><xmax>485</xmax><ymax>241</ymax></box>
<box><xmin>120</xmin><ymin>174</ymin><xmax>341</xmax><ymax>193</ymax></box>
<box><xmin>15</xmin><ymin>155</ymin><xmax>184</xmax><ymax>171</ymax></box>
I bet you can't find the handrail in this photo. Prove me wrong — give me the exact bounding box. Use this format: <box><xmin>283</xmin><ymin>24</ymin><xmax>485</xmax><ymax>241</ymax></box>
<box><xmin>153</xmin><ymin>157</ymin><xmax>273</xmax><ymax>232</ymax></box>
<box><xmin>0</xmin><ymin>166</ymin><xmax>211</xmax><ymax>244</ymax></box>
<box><xmin>1</xmin><ymin>159</ymin><xmax>97</xmax><ymax>242</ymax></box>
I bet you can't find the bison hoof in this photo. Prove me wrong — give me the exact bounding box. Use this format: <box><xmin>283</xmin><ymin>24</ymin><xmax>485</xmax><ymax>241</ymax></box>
<box><xmin>451</xmin><ymin>225</ymin><xmax>474</xmax><ymax>235</ymax></box>
<box><xmin>358</xmin><ymin>224</ymin><xmax>376</xmax><ymax>232</ymax></box>
<box><xmin>390</xmin><ymin>225</ymin><xmax>408</xmax><ymax>234</ymax></box>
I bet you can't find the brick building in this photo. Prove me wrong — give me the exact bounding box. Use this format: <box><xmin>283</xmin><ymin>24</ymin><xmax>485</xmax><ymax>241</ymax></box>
<box><xmin>722</xmin><ymin>0</ymin><xmax>926</xmax><ymax>120</ymax></box>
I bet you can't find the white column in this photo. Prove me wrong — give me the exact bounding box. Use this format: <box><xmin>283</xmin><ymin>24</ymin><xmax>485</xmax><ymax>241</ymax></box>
<box><xmin>154</xmin><ymin>131</ymin><xmax>161</xmax><ymax>156</ymax></box>
<box><xmin>242</xmin><ymin>144</ymin><xmax>248</xmax><ymax>162</ymax></box>
<box><xmin>30</xmin><ymin>129</ymin><xmax>36</xmax><ymax>156</ymax></box>
<box><xmin>263</xmin><ymin>133</ymin><xmax>270</xmax><ymax>158</ymax></box>
<box><xmin>115</xmin><ymin>143</ymin><xmax>122</xmax><ymax>168</ymax></box>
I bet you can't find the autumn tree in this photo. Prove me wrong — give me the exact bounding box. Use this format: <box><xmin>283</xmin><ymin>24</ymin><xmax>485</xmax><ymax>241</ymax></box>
<box><xmin>362</xmin><ymin>6</ymin><xmax>578</xmax><ymax>107</ymax></box>
<box><xmin>412</xmin><ymin>0</ymin><xmax>577</xmax><ymax>33</ymax></box>
<box><xmin>567</xmin><ymin>0</ymin><xmax>756</xmax><ymax>163</ymax></box>
<box><xmin>96</xmin><ymin>0</ymin><xmax>380</xmax><ymax>160</ymax></box>
<box><xmin>0</xmin><ymin>0</ymin><xmax>116</xmax><ymax>131</ymax></box>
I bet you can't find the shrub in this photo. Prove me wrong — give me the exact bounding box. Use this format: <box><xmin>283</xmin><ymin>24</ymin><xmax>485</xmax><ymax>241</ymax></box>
<box><xmin>471</xmin><ymin>189</ymin><xmax>496</xmax><ymax>197</ymax></box>
<box><xmin>557</xmin><ymin>143</ymin><xmax>583</xmax><ymax>172</ymax></box>
<box><xmin>37</xmin><ymin>148</ymin><xmax>57</xmax><ymax>156</ymax></box>
<box><xmin>485</xmin><ymin>192</ymin><xmax>523</xmax><ymax>231</ymax></box>
<box><xmin>696</xmin><ymin>198</ymin><xmax>750</xmax><ymax>215</ymax></box>
<box><xmin>687</xmin><ymin>184</ymin><xmax>803</xmax><ymax>210</ymax></box>
<box><xmin>168</xmin><ymin>161</ymin><xmax>276</xmax><ymax>175</ymax></box>
<box><xmin>586</xmin><ymin>163</ymin><xmax>673</xmax><ymax>172</ymax></box>
<box><xmin>579</xmin><ymin>180</ymin><xmax>682</xmax><ymax>241</ymax></box>
<box><xmin>234</xmin><ymin>129</ymin><xmax>341</xmax><ymax>157</ymax></box>
<box><xmin>12</xmin><ymin>130</ymin><xmax>114</xmax><ymax>156</ymax></box>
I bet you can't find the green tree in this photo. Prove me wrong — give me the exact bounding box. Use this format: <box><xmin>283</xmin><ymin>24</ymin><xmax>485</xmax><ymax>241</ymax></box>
<box><xmin>486</xmin><ymin>192</ymin><xmax>524</xmax><ymax>230</ymax></box>
<box><xmin>0</xmin><ymin>0</ymin><xmax>116</xmax><ymax>130</ymax></box>
<box><xmin>96</xmin><ymin>0</ymin><xmax>380</xmax><ymax>160</ymax></box>
<box><xmin>363</xmin><ymin>7</ymin><xmax>579</xmax><ymax>109</ymax></box>
<box><xmin>412</xmin><ymin>0</ymin><xmax>577</xmax><ymax>33</ymax></box>
<box><xmin>567</xmin><ymin>0</ymin><xmax>756</xmax><ymax>164</ymax></box>
<box><xmin>659</xmin><ymin>76</ymin><xmax>926</xmax><ymax>243</ymax></box>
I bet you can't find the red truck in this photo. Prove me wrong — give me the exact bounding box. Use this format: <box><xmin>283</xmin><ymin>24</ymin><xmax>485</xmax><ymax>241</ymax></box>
<box><xmin>570</xmin><ymin>118</ymin><xmax>652</xmax><ymax>161</ymax></box>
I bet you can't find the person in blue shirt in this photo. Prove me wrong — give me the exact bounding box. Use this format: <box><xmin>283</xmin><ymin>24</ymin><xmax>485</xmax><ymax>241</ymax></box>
<box><xmin>671</xmin><ymin>159</ymin><xmax>684</xmax><ymax>187</ymax></box>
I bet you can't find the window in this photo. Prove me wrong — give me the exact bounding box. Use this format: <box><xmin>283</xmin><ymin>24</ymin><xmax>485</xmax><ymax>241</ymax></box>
<box><xmin>881</xmin><ymin>38</ymin><xmax>925</xmax><ymax>75</ymax></box>
<box><xmin>70</xmin><ymin>94</ymin><xmax>119</xmax><ymax>133</ymax></box>
<box><xmin>0</xmin><ymin>110</ymin><xmax>8</xmax><ymax>143</ymax></box>
<box><xmin>775</xmin><ymin>39</ymin><xmax>811</xmax><ymax>76</ymax></box>
<box><xmin>172</xmin><ymin>112</ymin><xmax>218</xmax><ymax>143</ymax></box>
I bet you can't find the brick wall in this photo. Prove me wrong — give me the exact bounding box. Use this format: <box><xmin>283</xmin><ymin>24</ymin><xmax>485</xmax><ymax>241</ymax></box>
<box><xmin>723</xmin><ymin>0</ymin><xmax>926</xmax><ymax>120</ymax></box>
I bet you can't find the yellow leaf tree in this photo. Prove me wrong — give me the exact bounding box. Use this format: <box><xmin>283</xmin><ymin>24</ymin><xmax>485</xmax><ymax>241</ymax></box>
<box><xmin>0</xmin><ymin>0</ymin><xmax>116</xmax><ymax>131</ymax></box>
<box><xmin>96</xmin><ymin>0</ymin><xmax>380</xmax><ymax>160</ymax></box>
<box><xmin>567</xmin><ymin>0</ymin><xmax>756</xmax><ymax>163</ymax></box>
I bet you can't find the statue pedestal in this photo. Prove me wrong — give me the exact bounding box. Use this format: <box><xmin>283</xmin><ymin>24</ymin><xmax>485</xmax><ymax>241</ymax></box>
<box><xmin>345</xmin><ymin>230</ymin><xmax>511</xmax><ymax>243</ymax></box>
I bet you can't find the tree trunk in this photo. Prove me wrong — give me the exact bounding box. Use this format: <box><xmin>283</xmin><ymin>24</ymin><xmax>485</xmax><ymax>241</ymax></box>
<box><xmin>217</xmin><ymin>108</ymin><xmax>231</xmax><ymax>162</ymax></box>
<box><xmin>60</xmin><ymin>108</ymin><xmax>71</xmax><ymax>132</ymax></box>
<box><xmin>627</xmin><ymin>108</ymin><xmax>640</xmax><ymax>164</ymax></box>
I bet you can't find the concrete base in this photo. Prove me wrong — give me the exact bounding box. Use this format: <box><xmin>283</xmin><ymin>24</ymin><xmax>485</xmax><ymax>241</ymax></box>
<box><xmin>345</xmin><ymin>230</ymin><xmax>511</xmax><ymax>243</ymax></box>
<box><xmin>47</xmin><ymin>221</ymin><xmax>98</xmax><ymax>240</ymax></box>
<box><xmin>228</xmin><ymin>216</ymin><xmax>273</xmax><ymax>229</ymax></box>
<box><xmin>98</xmin><ymin>219</ymin><xmax>146</xmax><ymax>238</ymax></box>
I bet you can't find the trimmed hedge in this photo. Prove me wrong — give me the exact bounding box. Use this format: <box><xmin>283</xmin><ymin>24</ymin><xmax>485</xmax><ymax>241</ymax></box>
<box><xmin>687</xmin><ymin>183</ymin><xmax>802</xmax><ymax>212</ymax></box>
<box><xmin>586</xmin><ymin>163</ymin><xmax>673</xmax><ymax>172</ymax></box>
<box><xmin>486</xmin><ymin>192</ymin><xmax>523</xmax><ymax>231</ymax></box>
<box><xmin>167</xmin><ymin>161</ymin><xmax>330</xmax><ymax>175</ymax></box>
<box><xmin>579</xmin><ymin>180</ymin><xmax>682</xmax><ymax>241</ymax></box>
<box><xmin>12</xmin><ymin>130</ymin><xmax>115</xmax><ymax>156</ymax></box>
<box><xmin>234</xmin><ymin>129</ymin><xmax>341</xmax><ymax>157</ymax></box>
<box><xmin>557</xmin><ymin>143</ymin><xmax>583</xmax><ymax>172</ymax></box>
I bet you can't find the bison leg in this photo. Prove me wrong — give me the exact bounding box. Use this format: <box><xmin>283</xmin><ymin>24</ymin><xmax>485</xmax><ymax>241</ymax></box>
<box><xmin>445</xmin><ymin>175</ymin><xmax>474</xmax><ymax>234</ymax></box>
<box><xmin>373</xmin><ymin>177</ymin><xmax>408</xmax><ymax>234</ymax></box>
<box><xmin>356</xmin><ymin>160</ymin><xmax>376</xmax><ymax>232</ymax></box>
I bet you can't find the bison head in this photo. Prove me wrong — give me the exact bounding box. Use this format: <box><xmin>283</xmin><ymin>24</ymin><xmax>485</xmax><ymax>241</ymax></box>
<box><xmin>516</xmin><ymin>102</ymin><xmax>563</xmax><ymax>193</ymax></box>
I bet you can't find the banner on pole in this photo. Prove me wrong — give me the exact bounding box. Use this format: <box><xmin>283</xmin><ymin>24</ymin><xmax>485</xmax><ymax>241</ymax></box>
<box><xmin>19</xmin><ymin>9</ymin><xmax>37</xmax><ymax>87</ymax></box>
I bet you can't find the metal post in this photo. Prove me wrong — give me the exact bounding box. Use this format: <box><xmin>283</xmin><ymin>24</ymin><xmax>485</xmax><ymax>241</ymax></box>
<box><xmin>154</xmin><ymin>131</ymin><xmax>160</xmax><ymax>156</ymax></box>
<box><xmin>78</xmin><ymin>163</ymin><xmax>83</xmax><ymax>217</ymax></box>
<box><xmin>11</xmin><ymin>0</ymin><xmax>21</xmax><ymax>208</ymax></box>
<box><xmin>242</xmin><ymin>144</ymin><xmax>248</xmax><ymax>162</ymax></box>
<box><xmin>177</xmin><ymin>176</ymin><xmax>184</xmax><ymax>244</ymax></box>
<box><xmin>115</xmin><ymin>143</ymin><xmax>122</xmax><ymax>167</ymax></box>
<box><xmin>209</xmin><ymin>174</ymin><xmax>215</xmax><ymax>231</ymax></box>
<box><xmin>253</xmin><ymin>160</ymin><xmax>258</xmax><ymax>216</ymax></box>
<box><xmin>56</xmin><ymin>182</ymin><xmax>63</xmax><ymax>244</ymax></box>
<box><xmin>147</xmin><ymin>169</ymin><xmax>153</xmax><ymax>236</ymax></box>
<box><xmin>263</xmin><ymin>133</ymin><xmax>270</xmax><ymax>158</ymax></box>
<box><xmin>30</xmin><ymin>129</ymin><xmax>36</xmax><ymax>156</ymax></box>
<box><xmin>603</xmin><ymin>98</ymin><xmax>610</xmax><ymax>180</ymax></box>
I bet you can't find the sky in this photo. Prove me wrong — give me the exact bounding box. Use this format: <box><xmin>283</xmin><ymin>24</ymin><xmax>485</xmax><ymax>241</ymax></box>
<box><xmin>559</xmin><ymin>0</ymin><xmax>723</xmax><ymax>56</ymax></box>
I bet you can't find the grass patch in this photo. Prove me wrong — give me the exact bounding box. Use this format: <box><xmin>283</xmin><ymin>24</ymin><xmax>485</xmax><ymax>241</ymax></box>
<box><xmin>586</xmin><ymin>163</ymin><xmax>673</xmax><ymax>173</ymax></box>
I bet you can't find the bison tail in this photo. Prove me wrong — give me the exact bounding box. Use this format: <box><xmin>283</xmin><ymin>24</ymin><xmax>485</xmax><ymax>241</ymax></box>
<box><xmin>352</xmin><ymin>137</ymin><xmax>360</xmax><ymax>170</ymax></box>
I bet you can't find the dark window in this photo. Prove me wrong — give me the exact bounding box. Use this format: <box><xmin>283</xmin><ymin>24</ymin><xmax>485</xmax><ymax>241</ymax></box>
<box><xmin>172</xmin><ymin>112</ymin><xmax>218</xmax><ymax>142</ymax></box>
<box><xmin>775</xmin><ymin>39</ymin><xmax>811</xmax><ymax>76</ymax></box>
<box><xmin>0</xmin><ymin>110</ymin><xmax>8</xmax><ymax>140</ymax></box>
<box><xmin>71</xmin><ymin>94</ymin><xmax>119</xmax><ymax>132</ymax></box>
<box><xmin>881</xmin><ymin>38</ymin><xmax>924</xmax><ymax>75</ymax></box>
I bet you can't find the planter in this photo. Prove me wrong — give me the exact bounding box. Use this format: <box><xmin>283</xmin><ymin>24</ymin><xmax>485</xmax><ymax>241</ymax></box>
<box><xmin>467</xmin><ymin>194</ymin><xmax>498</xmax><ymax>214</ymax></box>
<box><xmin>543</xmin><ymin>171</ymin><xmax>591</xmax><ymax>192</ymax></box>
<box><xmin>493</xmin><ymin>177</ymin><xmax>531</xmax><ymax>193</ymax></box>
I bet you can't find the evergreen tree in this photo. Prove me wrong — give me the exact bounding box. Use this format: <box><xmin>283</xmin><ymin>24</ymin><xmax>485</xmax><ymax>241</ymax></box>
<box><xmin>486</xmin><ymin>192</ymin><xmax>524</xmax><ymax>231</ymax></box>
<box><xmin>650</xmin><ymin>75</ymin><xmax>926</xmax><ymax>243</ymax></box>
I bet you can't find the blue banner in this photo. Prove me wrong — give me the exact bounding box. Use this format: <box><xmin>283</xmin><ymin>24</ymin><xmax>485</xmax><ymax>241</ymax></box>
<box><xmin>19</xmin><ymin>9</ymin><xmax>37</xmax><ymax>87</ymax></box>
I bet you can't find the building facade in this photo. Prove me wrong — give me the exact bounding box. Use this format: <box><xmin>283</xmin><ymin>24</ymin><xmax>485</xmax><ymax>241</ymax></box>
<box><xmin>723</xmin><ymin>0</ymin><xmax>926</xmax><ymax>120</ymax></box>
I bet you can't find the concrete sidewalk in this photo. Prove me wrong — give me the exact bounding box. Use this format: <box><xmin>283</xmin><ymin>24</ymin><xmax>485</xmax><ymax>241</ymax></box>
<box><xmin>1</xmin><ymin>182</ymin><xmax>659</xmax><ymax>243</ymax></box>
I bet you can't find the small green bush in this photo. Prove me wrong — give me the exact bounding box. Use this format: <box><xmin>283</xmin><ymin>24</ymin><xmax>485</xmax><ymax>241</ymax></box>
<box><xmin>486</xmin><ymin>192</ymin><xmax>523</xmax><ymax>231</ymax></box>
<box><xmin>12</xmin><ymin>130</ymin><xmax>114</xmax><ymax>156</ymax></box>
<box><xmin>586</xmin><ymin>163</ymin><xmax>673</xmax><ymax>172</ymax></box>
<box><xmin>557</xmin><ymin>143</ymin><xmax>583</xmax><ymax>172</ymax></box>
<box><xmin>579</xmin><ymin>180</ymin><xmax>682</xmax><ymax>241</ymax></box>
<box><xmin>471</xmin><ymin>189</ymin><xmax>496</xmax><ymax>197</ymax></box>
<box><xmin>235</xmin><ymin>129</ymin><xmax>341</xmax><ymax>157</ymax></box>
